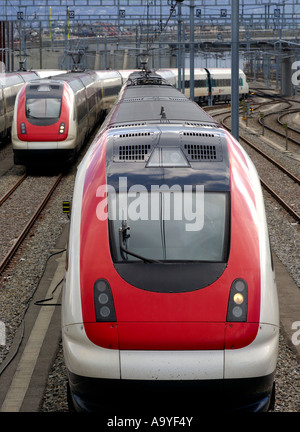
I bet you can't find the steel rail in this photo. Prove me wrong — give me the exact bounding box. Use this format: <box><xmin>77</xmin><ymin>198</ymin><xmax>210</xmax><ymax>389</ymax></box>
<box><xmin>0</xmin><ymin>173</ymin><xmax>63</xmax><ymax>275</ymax></box>
<box><xmin>0</xmin><ymin>174</ymin><xmax>27</xmax><ymax>207</ymax></box>
<box><xmin>209</xmin><ymin>111</ymin><xmax>300</xmax><ymax>223</ymax></box>
<box><xmin>260</xmin><ymin>178</ymin><xmax>300</xmax><ymax>223</ymax></box>
<box><xmin>278</xmin><ymin>110</ymin><xmax>300</xmax><ymax>136</ymax></box>
<box><xmin>219</xmin><ymin>113</ymin><xmax>300</xmax><ymax>185</ymax></box>
<box><xmin>257</xmin><ymin>110</ymin><xmax>300</xmax><ymax>148</ymax></box>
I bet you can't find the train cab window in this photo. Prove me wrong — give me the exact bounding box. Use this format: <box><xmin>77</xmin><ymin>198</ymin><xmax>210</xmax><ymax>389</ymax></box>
<box><xmin>108</xmin><ymin>191</ymin><xmax>229</xmax><ymax>263</ymax></box>
<box><xmin>26</xmin><ymin>97</ymin><xmax>61</xmax><ymax>119</ymax></box>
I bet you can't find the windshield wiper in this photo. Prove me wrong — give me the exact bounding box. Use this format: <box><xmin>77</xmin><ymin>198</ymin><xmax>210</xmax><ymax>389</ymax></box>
<box><xmin>119</xmin><ymin>221</ymin><xmax>161</xmax><ymax>264</ymax></box>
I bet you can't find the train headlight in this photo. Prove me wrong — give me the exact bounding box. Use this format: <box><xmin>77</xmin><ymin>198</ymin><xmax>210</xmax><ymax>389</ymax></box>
<box><xmin>94</xmin><ymin>279</ymin><xmax>116</xmax><ymax>322</ymax></box>
<box><xmin>226</xmin><ymin>279</ymin><xmax>248</xmax><ymax>322</ymax></box>
<box><xmin>59</xmin><ymin>122</ymin><xmax>65</xmax><ymax>134</ymax></box>
<box><xmin>20</xmin><ymin>122</ymin><xmax>27</xmax><ymax>134</ymax></box>
<box><xmin>233</xmin><ymin>293</ymin><xmax>244</xmax><ymax>305</ymax></box>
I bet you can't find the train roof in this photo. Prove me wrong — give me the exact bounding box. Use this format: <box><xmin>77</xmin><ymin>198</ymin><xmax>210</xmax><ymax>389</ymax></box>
<box><xmin>24</xmin><ymin>71</ymin><xmax>102</xmax><ymax>94</ymax></box>
<box><xmin>100</xmin><ymin>72</ymin><xmax>229</xmax><ymax>192</ymax></box>
<box><xmin>0</xmin><ymin>71</ymin><xmax>39</xmax><ymax>87</ymax></box>
<box><xmin>105</xmin><ymin>122</ymin><xmax>230</xmax><ymax>192</ymax></box>
<box><xmin>76</xmin><ymin>70</ymin><xmax>230</xmax><ymax>193</ymax></box>
<box><xmin>107</xmin><ymin>71</ymin><xmax>217</xmax><ymax>127</ymax></box>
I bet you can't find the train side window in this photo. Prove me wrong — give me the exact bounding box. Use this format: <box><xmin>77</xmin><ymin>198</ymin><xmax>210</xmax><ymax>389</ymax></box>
<box><xmin>105</xmin><ymin>85</ymin><xmax>118</xmax><ymax>97</ymax></box>
<box><xmin>87</xmin><ymin>91</ymin><xmax>96</xmax><ymax>111</ymax></box>
<box><xmin>76</xmin><ymin>92</ymin><xmax>88</xmax><ymax>122</ymax></box>
<box><xmin>97</xmin><ymin>87</ymin><xmax>102</xmax><ymax>101</ymax></box>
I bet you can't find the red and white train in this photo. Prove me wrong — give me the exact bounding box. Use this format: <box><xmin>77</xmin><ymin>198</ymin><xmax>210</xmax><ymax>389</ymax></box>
<box><xmin>11</xmin><ymin>70</ymin><xmax>123</xmax><ymax>166</ymax></box>
<box><xmin>10</xmin><ymin>68</ymin><xmax>248</xmax><ymax>168</ymax></box>
<box><xmin>62</xmin><ymin>71</ymin><xmax>279</xmax><ymax>413</ymax></box>
<box><xmin>0</xmin><ymin>70</ymin><xmax>65</xmax><ymax>142</ymax></box>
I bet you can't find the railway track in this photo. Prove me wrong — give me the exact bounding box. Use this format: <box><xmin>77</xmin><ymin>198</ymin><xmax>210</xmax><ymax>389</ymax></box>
<box><xmin>208</xmin><ymin>102</ymin><xmax>300</xmax><ymax>223</ymax></box>
<box><xmin>247</xmin><ymin>89</ymin><xmax>300</xmax><ymax>152</ymax></box>
<box><xmin>0</xmin><ymin>173</ymin><xmax>27</xmax><ymax>206</ymax></box>
<box><xmin>258</xmin><ymin>109</ymin><xmax>300</xmax><ymax>152</ymax></box>
<box><xmin>0</xmin><ymin>173</ymin><xmax>63</xmax><ymax>274</ymax></box>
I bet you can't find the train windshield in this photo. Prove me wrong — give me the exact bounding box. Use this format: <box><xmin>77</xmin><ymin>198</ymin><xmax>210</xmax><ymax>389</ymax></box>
<box><xmin>26</xmin><ymin>97</ymin><xmax>62</xmax><ymax>119</ymax></box>
<box><xmin>108</xmin><ymin>190</ymin><xmax>229</xmax><ymax>263</ymax></box>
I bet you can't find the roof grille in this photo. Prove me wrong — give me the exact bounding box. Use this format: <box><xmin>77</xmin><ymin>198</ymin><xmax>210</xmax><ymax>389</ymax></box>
<box><xmin>118</xmin><ymin>144</ymin><xmax>152</xmax><ymax>161</ymax></box>
<box><xmin>109</xmin><ymin>122</ymin><xmax>147</xmax><ymax>129</ymax></box>
<box><xmin>168</xmin><ymin>97</ymin><xmax>187</xmax><ymax>102</ymax></box>
<box><xmin>183</xmin><ymin>144</ymin><xmax>221</xmax><ymax>161</ymax></box>
<box><xmin>123</xmin><ymin>97</ymin><xmax>144</xmax><ymax>103</ymax></box>
<box><xmin>119</xmin><ymin>132</ymin><xmax>151</xmax><ymax>139</ymax></box>
<box><xmin>183</xmin><ymin>131</ymin><xmax>215</xmax><ymax>138</ymax></box>
<box><xmin>185</xmin><ymin>121</ymin><xmax>220</xmax><ymax>128</ymax></box>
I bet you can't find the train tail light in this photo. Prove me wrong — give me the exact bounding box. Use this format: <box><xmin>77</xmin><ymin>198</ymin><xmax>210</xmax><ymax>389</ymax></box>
<box><xmin>226</xmin><ymin>279</ymin><xmax>248</xmax><ymax>322</ymax></box>
<box><xmin>20</xmin><ymin>122</ymin><xmax>27</xmax><ymax>134</ymax></box>
<box><xmin>59</xmin><ymin>122</ymin><xmax>65</xmax><ymax>134</ymax></box>
<box><xmin>94</xmin><ymin>279</ymin><xmax>116</xmax><ymax>322</ymax></box>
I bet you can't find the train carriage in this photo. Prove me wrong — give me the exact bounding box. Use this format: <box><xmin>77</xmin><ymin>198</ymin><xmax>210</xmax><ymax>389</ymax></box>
<box><xmin>11</xmin><ymin>70</ymin><xmax>122</xmax><ymax>167</ymax></box>
<box><xmin>209</xmin><ymin>68</ymin><xmax>249</xmax><ymax>103</ymax></box>
<box><xmin>0</xmin><ymin>70</ymin><xmax>66</xmax><ymax>142</ymax></box>
<box><xmin>181</xmin><ymin>67</ymin><xmax>209</xmax><ymax>102</ymax></box>
<box><xmin>62</xmin><ymin>70</ymin><xmax>278</xmax><ymax>413</ymax></box>
<box><xmin>10</xmin><ymin>67</ymin><xmax>248</xmax><ymax>167</ymax></box>
<box><xmin>163</xmin><ymin>68</ymin><xmax>248</xmax><ymax>105</ymax></box>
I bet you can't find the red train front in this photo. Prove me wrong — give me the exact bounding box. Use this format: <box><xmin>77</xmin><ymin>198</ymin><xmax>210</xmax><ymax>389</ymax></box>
<box><xmin>11</xmin><ymin>71</ymin><xmax>122</xmax><ymax>167</ymax></box>
<box><xmin>62</xmin><ymin>71</ymin><xmax>279</xmax><ymax>413</ymax></box>
<box><xmin>12</xmin><ymin>79</ymin><xmax>77</xmax><ymax>166</ymax></box>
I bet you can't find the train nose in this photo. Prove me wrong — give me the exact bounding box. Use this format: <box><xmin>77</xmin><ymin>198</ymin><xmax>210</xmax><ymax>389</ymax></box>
<box><xmin>18</xmin><ymin>124</ymin><xmax>64</xmax><ymax>143</ymax></box>
<box><xmin>117</xmin><ymin>322</ymin><xmax>225</xmax><ymax>350</ymax></box>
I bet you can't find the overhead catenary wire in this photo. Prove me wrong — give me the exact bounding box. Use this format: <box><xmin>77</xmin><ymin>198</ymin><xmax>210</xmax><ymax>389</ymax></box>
<box><xmin>145</xmin><ymin>0</ymin><xmax>181</xmax><ymax>56</ymax></box>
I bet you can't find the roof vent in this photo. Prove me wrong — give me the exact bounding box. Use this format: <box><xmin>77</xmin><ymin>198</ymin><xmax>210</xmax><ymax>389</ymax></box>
<box><xmin>119</xmin><ymin>132</ymin><xmax>151</xmax><ymax>139</ymax></box>
<box><xmin>183</xmin><ymin>131</ymin><xmax>215</xmax><ymax>138</ymax></box>
<box><xmin>113</xmin><ymin>130</ymin><xmax>156</xmax><ymax>162</ymax></box>
<box><xmin>180</xmin><ymin>130</ymin><xmax>223</xmax><ymax>162</ymax></box>
<box><xmin>185</xmin><ymin>121</ymin><xmax>220</xmax><ymax>128</ymax></box>
<box><xmin>109</xmin><ymin>122</ymin><xmax>147</xmax><ymax>129</ymax></box>
<box><xmin>183</xmin><ymin>144</ymin><xmax>222</xmax><ymax>161</ymax></box>
<box><xmin>114</xmin><ymin>144</ymin><xmax>152</xmax><ymax>162</ymax></box>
